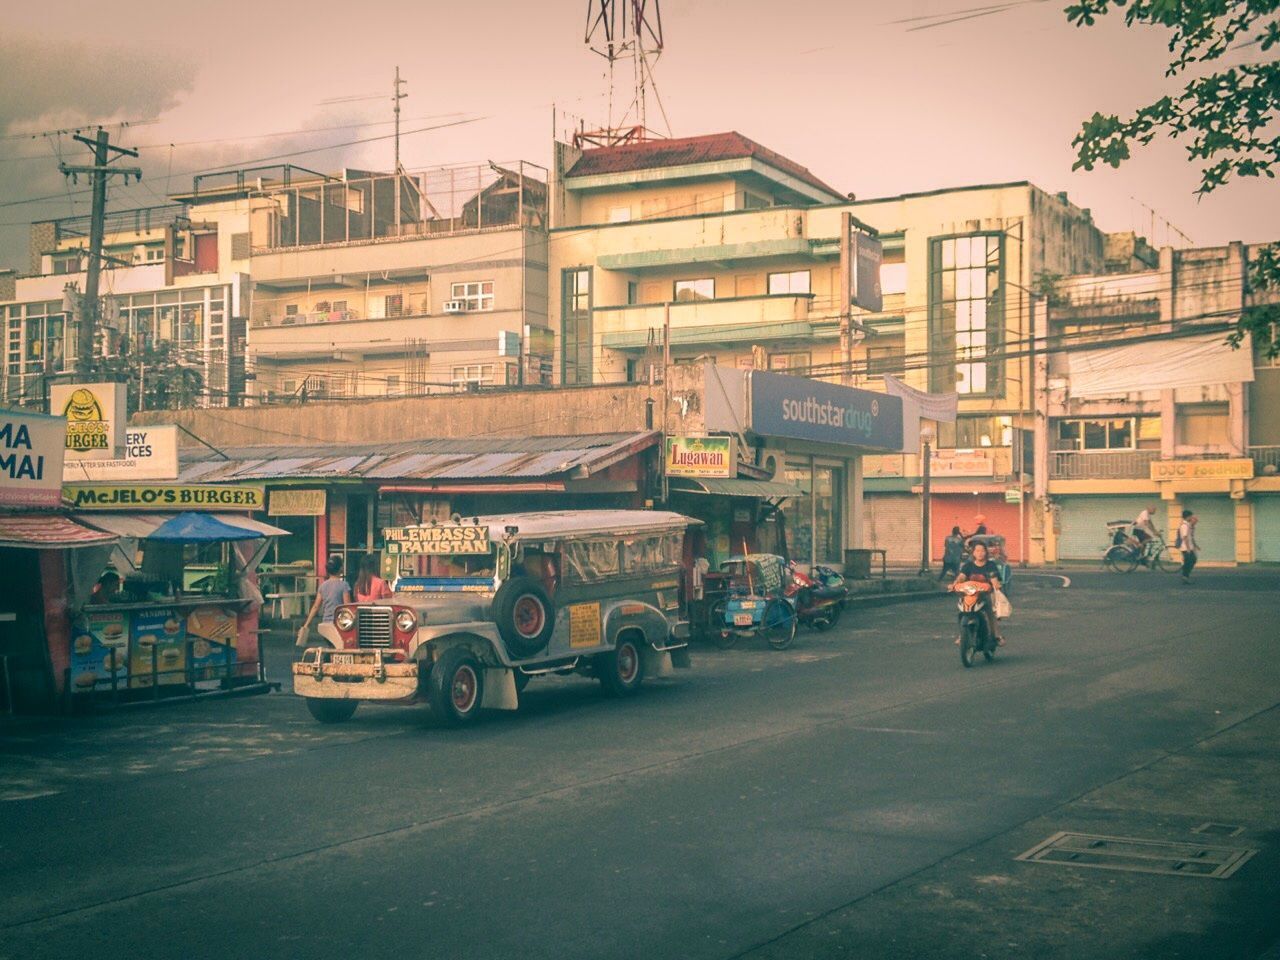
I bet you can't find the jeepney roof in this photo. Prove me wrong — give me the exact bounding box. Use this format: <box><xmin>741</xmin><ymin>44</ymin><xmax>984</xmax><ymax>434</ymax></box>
<box><xmin>460</xmin><ymin>510</ymin><xmax>699</xmax><ymax>542</ymax></box>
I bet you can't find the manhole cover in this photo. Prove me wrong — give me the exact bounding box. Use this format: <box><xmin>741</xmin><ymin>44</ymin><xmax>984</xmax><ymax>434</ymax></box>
<box><xmin>1016</xmin><ymin>832</ymin><xmax>1257</xmax><ymax>879</ymax></box>
<box><xmin>1192</xmin><ymin>822</ymin><xmax>1244</xmax><ymax>838</ymax></box>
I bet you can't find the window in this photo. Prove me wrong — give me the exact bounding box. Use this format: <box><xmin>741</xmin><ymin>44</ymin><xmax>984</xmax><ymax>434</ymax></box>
<box><xmin>385</xmin><ymin>294</ymin><xmax>403</xmax><ymax>317</ymax></box>
<box><xmin>385</xmin><ymin>374</ymin><xmax>401</xmax><ymax>396</ymax></box>
<box><xmin>742</xmin><ymin>192</ymin><xmax>769</xmax><ymax>210</ymax></box>
<box><xmin>880</xmin><ymin>261</ymin><xmax>907</xmax><ymax>296</ymax></box>
<box><xmin>451</xmin><ymin>364</ymin><xmax>494</xmax><ymax>387</ymax></box>
<box><xmin>627</xmin><ymin>281</ymin><xmax>638</xmax><ymax>306</ymax></box>
<box><xmin>450</xmin><ymin>281</ymin><xmax>494</xmax><ymax>312</ymax></box>
<box><xmin>767</xmin><ymin>270</ymin><xmax>811</xmax><ymax>296</ymax></box>
<box><xmin>673</xmin><ymin>278</ymin><xmax>714</xmax><ymax>302</ymax></box>
<box><xmin>865</xmin><ymin>343</ymin><xmax>905</xmax><ymax>377</ymax></box>
<box><xmin>1056</xmin><ymin>418</ymin><xmax>1137</xmax><ymax>451</ymax></box>
<box><xmin>768</xmin><ymin>352</ymin><xmax>810</xmax><ymax>374</ymax></box>
<box><xmin>608</xmin><ymin>205</ymin><xmax>632</xmax><ymax>223</ymax></box>
<box><xmin>561</xmin><ymin>268</ymin><xmax>592</xmax><ymax>385</ymax></box>
<box><xmin>563</xmin><ymin>539</ymin><xmax>621</xmax><ymax>582</ymax></box>
<box><xmin>145</xmin><ymin>248</ymin><xmax>164</xmax><ymax>262</ymax></box>
<box><xmin>330</xmin><ymin>300</ymin><xmax>347</xmax><ymax>314</ymax></box>
<box><xmin>938</xmin><ymin>415</ymin><xmax>1013</xmax><ymax>449</ymax></box>
<box><xmin>929</xmin><ymin>234</ymin><xmax>1002</xmax><ymax>395</ymax></box>
<box><xmin>1177</xmin><ymin>403</ymin><xmax>1230</xmax><ymax>447</ymax></box>
<box><xmin>51</xmin><ymin>254</ymin><xmax>80</xmax><ymax>275</ymax></box>
<box><xmin>285</xmin><ymin>304</ymin><xmax>299</xmax><ymax>316</ymax></box>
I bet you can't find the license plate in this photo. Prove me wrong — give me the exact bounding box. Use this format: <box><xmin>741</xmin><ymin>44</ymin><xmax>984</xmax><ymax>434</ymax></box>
<box><xmin>331</xmin><ymin>653</ymin><xmax>356</xmax><ymax>665</ymax></box>
<box><xmin>733</xmin><ymin>614</ymin><xmax>753</xmax><ymax>626</ymax></box>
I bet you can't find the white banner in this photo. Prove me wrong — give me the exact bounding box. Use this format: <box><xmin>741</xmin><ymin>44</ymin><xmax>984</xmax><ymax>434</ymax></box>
<box><xmin>883</xmin><ymin>375</ymin><xmax>958</xmax><ymax>454</ymax></box>
<box><xmin>1066</xmin><ymin>332</ymin><xmax>1255</xmax><ymax>399</ymax></box>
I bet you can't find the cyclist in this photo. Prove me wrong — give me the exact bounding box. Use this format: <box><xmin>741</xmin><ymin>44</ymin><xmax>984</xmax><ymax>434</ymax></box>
<box><xmin>1131</xmin><ymin>504</ymin><xmax>1160</xmax><ymax>564</ymax></box>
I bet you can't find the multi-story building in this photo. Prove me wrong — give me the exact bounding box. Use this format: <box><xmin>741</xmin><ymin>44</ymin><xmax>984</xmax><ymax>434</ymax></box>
<box><xmin>547</xmin><ymin>132</ymin><xmax>1111</xmax><ymax>563</ymax></box>
<box><xmin>2</xmin><ymin>205</ymin><xmax>248</xmax><ymax>409</ymax></box>
<box><xmin>172</xmin><ymin>161</ymin><xmax>550</xmax><ymax>400</ymax></box>
<box><xmin>1044</xmin><ymin>241</ymin><xmax>1280</xmax><ymax>564</ymax></box>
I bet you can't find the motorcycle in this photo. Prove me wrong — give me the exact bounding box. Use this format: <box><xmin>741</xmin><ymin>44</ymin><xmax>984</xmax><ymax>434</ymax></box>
<box><xmin>951</xmin><ymin>580</ymin><xmax>997</xmax><ymax>668</ymax></box>
<box><xmin>786</xmin><ymin>562</ymin><xmax>849</xmax><ymax>631</ymax></box>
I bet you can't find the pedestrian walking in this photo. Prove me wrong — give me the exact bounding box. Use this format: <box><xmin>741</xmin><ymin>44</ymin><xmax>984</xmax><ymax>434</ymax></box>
<box><xmin>1177</xmin><ymin>509</ymin><xmax>1199</xmax><ymax>583</ymax></box>
<box><xmin>939</xmin><ymin>525</ymin><xmax>965</xmax><ymax>581</ymax></box>
<box><xmin>297</xmin><ymin>555</ymin><xmax>352</xmax><ymax>645</ymax></box>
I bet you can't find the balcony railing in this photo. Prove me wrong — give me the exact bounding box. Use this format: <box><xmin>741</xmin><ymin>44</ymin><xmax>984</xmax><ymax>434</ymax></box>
<box><xmin>1251</xmin><ymin>446</ymin><xmax>1280</xmax><ymax>474</ymax></box>
<box><xmin>252</xmin><ymin>309</ymin><xmax>360</xmax><ymax>330</ymax></box>
<box><xmin>1050</xmin><ymin>450</ymin><xmax>1159</xmax><ymax>479</ymax></box>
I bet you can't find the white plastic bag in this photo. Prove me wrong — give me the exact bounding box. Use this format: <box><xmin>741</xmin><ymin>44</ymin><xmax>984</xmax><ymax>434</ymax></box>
<box><xmin>993</xmin><ymin>588</ymin><xmax>1012</xmax><ymax>620</ymax></box>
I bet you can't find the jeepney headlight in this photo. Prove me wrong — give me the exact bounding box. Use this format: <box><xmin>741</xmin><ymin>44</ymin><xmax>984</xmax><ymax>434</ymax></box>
<box><xmin>395</xmin><ymin>610</ymin><xmax>417</xmax><ymax>633</ymax></box>
<box><xmin>334</xmin><ymin>608</ymin><xmax>355</xmax><ymax>631</ymax></box>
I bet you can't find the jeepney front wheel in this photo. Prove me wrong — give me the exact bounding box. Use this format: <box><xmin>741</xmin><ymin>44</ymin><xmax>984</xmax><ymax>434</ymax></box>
<box><xmin>428</xmin><ymin>647</ymin><xmax>485</xmax><ymax>726</ymax></box>
<box><xmin>306</xmin><ymin>698</ymin><xmax>359</xmax><ymax>724</ymax></box>
<box><xmin>597</xmin><ymin>634</ymin><xmax>645</xmax><ymax>697</ymax></box>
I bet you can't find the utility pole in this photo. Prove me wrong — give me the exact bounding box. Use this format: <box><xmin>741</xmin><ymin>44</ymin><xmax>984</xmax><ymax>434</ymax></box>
<box><xmin>392</xmin><ymin>67</ymin><xmax>408</xmax><ymax>236</ymax></box>
<box><xmin>838</xmin><ymin>212</ymin><xmax>852</xmax><ymax>386</ymax></box>
<box><xmin>59</xmin><ymin>129</ymin><xmax>141</xmax><ymax>376</ymax></box>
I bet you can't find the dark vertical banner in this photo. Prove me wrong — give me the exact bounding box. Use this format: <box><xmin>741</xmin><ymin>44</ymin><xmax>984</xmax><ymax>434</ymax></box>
<box><xmin>851</xmin><ymin>232</ymin><xmax>883</xmax><ymax>314</ymax></box>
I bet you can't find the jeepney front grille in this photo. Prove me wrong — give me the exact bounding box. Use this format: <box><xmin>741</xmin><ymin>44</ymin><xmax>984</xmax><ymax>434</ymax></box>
<box><xmin>357</xmin><ymin>606</ymin><xmax>393</xmax><ymax>648</ymax></box>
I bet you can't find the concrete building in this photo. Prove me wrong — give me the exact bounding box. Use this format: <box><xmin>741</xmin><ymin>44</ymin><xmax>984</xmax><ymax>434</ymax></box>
<box><xmin>2</xmin><ymin>205</ymin><xmax>248</xmax><ymax>409</ymax></box>
<box><xmin>171</xmin><ymin>162</ymin><xmax>550</xmax><ymax>401</ymax></box>
<box><xmin>546</xmin><ymin>131</ymin><xmax>1110</xmax><ymax>564</ymax></box>
<box><xmin>1044</xmin><ymin>241</ymin><xmax>1280</xmax><ymax>564</ymax></box>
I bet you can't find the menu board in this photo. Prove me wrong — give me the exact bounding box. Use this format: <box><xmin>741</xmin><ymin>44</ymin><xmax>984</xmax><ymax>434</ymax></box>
<box><xmin>69</xmin><ymin>609</ymin><xmax>130</xmax><ymax>692</ymax></box>
<box><xmin>187</xmin><ymin>606</ymin><xmax>236</xmax><ymax>685</ymax></box>
<box><xmin>130</xmin><ymin>607</ymin><xmax>187</xmax><ymax>688</ymax></box>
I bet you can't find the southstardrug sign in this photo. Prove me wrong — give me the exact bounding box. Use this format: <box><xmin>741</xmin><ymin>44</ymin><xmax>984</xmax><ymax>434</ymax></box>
<box><xmin>749</xmin><ymin>371</ymin><xmax>903</xmax><ymax>451</ymax></box>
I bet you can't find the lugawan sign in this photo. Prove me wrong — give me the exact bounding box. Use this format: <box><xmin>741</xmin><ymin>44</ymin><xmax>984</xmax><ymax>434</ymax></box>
<box><xmin>1150</xmin><ymin>459</ymin><xmax>1254</xmax><ymax>481</ymax></box>
<box><xmin>665</xmin><ymin>436</ymin><xmax>735</xmax><ymax>478</ymax></box>
<box><xmin>0</xmin><ymin>409</ymin><xmax>66</xmax><ymax>507</ymax></box>
<box><xmin>63</xmin><ymin>483</ymin><xmax>266</xmax><ymax>511</ymax></box>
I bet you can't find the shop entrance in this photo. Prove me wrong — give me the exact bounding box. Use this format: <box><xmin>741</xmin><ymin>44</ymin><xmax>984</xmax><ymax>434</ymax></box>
<box><xmin>0</xmin><ymin>548</ymin><xmax>52</xmax><ymax>712</ymax></box>
<box><xmin>780</xmin><ymin>461</ymin><xmax>845</xmax><ymax>567</ymax></box>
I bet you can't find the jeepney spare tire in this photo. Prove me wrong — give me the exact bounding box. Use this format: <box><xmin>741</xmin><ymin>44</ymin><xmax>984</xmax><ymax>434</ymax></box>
<box><xmin>493</xmin><ymin>577</ymin><xmax>555</xmax><ymax>659</ymax></box>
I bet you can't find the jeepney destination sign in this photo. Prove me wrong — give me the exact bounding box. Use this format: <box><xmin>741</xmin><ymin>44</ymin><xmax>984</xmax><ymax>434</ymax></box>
<box><xmin>383</xmin><ymin>524</ymin><xmax>492</xmax><ymax>555</ymax></box>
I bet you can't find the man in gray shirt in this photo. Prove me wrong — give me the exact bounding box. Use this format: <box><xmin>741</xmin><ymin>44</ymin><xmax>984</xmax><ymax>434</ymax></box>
<box><xmin>297</xmin><ymin>555</ymin><xmax>352</xmax><ymax>645</ymax></box>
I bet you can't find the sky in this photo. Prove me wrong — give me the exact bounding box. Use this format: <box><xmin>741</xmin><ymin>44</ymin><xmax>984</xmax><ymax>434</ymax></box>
<box><xmin>1</xmin><ymin>0</ymin><xmax>1277</xmax><ymax>272</ymax></box>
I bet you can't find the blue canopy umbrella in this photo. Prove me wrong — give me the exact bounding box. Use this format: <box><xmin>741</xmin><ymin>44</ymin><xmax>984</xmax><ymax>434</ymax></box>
<box><xmin>144</xmin><ymin>512</ymin><xmax>265</xmax><ymax>543</ymax></box>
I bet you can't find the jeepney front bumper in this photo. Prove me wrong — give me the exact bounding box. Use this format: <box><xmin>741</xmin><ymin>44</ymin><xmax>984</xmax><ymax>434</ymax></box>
<box><xmin>292</xmin><ymin>647</ymin><xmax>420</xmax><ymax>701</ymax></box>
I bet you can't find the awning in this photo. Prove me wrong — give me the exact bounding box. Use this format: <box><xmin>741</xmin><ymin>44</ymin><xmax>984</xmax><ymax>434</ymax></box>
<box><xmin>0</xmin><ymin>512</ymin><xmax>118</xmax><ymax>550</ymax></box>
<box><xmin>668</xmin><ymin>477</ymin><xmax>807</xmax><ymax>498</ymax></box>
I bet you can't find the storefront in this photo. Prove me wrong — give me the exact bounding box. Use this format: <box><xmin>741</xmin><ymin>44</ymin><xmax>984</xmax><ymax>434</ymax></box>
<box><xmin>58</xmin><ymin>483</ymin><xmax>287</xmax><ymax>702</ymax></box>
<box><xmin>702</xmin><ymin>368</ymin><xmax>906</xmax><ymax>569</ymax></box>
<box><xmin>173</xmin><ymin>433</ymin><xmax>664</xmax><ymax>587</ymax></box>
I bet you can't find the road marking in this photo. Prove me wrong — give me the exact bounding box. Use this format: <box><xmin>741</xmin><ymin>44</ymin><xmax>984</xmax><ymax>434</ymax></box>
<box><xmin>846</xmin><ymin>726</ymin><xmax>938</xmax><ymax>736</ymax></box>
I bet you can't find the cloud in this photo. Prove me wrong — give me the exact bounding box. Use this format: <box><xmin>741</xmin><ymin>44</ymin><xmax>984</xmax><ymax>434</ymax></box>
<box><xmin>0</xmin><ymin>33</ymin><xmax>197</xmax><ymax>270</ymax></box>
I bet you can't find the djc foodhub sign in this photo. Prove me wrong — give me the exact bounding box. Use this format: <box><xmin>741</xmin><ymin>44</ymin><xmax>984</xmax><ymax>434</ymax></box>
<box><xmin>749</xmin><ymin>371</ymin><xmax>903</xmax><ymax>451</ymax></box>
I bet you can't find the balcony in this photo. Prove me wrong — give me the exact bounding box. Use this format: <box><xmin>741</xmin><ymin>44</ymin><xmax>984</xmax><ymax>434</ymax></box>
<box><xmin>1250</xmin><ymin>446</ymin><xmax>1280</xmax><ymax>475</ymax></box>
<box><xmin>596</xmin><ymin>294</ymin><xmax>819</xmax><ymax>350</ymax></box>
<box><xmin>252</xmin><ymin>309</ymin><xmax>360</xmax><ymax>330</ymax></box>
<box><xmin>1050</xmin><ymin>450</ymin><xmax>1160</xmax><ymax>479</ymax></box>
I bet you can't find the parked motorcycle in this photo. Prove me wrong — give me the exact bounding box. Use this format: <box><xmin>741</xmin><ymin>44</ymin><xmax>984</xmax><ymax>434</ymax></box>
<box><xmin>786</xmin><ymin>563</ymin><xmax>849</xmax><ymax>631</ymax></box>
<box><xmin>951</xmin><ymin>580</ymin><xmax>997</xmax><ymax>668</ymax></box>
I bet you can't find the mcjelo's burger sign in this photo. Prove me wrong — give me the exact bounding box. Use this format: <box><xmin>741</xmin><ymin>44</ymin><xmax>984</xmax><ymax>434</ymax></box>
<box><xmin>63</xmin><ymin>483</ymin><xmax>266</xmax><ymax>511</ymax></box>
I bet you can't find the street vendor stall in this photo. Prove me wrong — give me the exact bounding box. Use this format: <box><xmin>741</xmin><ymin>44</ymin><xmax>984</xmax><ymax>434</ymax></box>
<box><xmin>65</xmin><ymin>493</ymin><xmax>288</xmax><ymax>702</ymax></box>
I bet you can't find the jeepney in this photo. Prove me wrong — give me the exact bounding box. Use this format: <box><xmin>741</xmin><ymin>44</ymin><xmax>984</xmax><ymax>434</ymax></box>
<box><xmin>293</xmin><ymin>510</ymin><xmax>699</xmax><ymax>725</ymax></box>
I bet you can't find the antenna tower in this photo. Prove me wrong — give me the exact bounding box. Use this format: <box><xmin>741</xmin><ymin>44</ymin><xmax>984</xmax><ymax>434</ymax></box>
<box><xmin>580</xmin><ymin>0</ymin><xmax>668</xmax><ymax>147</ymax></box>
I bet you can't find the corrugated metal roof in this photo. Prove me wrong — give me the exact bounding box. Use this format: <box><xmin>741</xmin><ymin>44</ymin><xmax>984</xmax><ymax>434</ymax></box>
<box><xmin>0</xmin><ymin>512</ymin><xmax>118</xmax><ymax>549</ymax></box>
<box><xmin>566</xmin><ymin>132</ymin><xmax>843</xmax><ymax>199</ymax></box>
<box><xmin>176</xmin><ymin>433</ymin><xmax>658</xmax><ymax>484</ymax></box>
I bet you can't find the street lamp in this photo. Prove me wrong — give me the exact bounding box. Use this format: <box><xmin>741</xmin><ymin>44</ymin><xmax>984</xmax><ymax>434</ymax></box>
<box><xmin>919</xmin><ymin>422</ymin><xmax>935</xmax><ymax>575</ymax></box>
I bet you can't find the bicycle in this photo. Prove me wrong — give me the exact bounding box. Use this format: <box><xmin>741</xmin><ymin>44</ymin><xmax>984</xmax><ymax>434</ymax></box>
<box><xmin>1103</xmin><ymin>532</ymin><xmax>1178</xmax><ymax>573</ymax></box>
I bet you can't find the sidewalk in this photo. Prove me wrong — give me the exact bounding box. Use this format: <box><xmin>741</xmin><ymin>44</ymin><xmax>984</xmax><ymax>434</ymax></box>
<box><xmin>742</xmin><ymin>702</ymin><xmax>1280</xmax><ymax>959</ymax></box>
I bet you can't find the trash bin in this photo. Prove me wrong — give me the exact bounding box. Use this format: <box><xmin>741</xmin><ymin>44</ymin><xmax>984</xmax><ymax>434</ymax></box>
<box><xmin>843</xmin><ymin>549</ymin><xmax>873</xmax><ymax>580</ymax></box>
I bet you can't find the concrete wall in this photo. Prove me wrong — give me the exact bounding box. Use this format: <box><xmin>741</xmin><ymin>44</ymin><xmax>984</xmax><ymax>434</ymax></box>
<box><xmin>133</xmin><ymin>381</ymin><xmax>662</xmax><ymax>448</ymax></box>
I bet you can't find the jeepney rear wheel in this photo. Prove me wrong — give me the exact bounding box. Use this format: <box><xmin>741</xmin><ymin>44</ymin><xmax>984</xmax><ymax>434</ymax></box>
<box><xmin>428</xmin><ymin>647</ymin><xmax>485</xmax><ymax>725</ymax></box>
<box><xmin>597</xmin><ymin>634</ymin><xmax>645</xmax><ymax>697</ymax></box>
<box><xmin>306</xmin><ymin>698</ymin><xmax>359</xmax><ymax>723</ymax></box>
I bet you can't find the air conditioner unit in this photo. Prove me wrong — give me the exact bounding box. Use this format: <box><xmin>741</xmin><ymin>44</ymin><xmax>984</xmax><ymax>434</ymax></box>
<box><xmin>443</xmin><ymin>300</ymin><xmax>467</xmax><ymax>314</ymax></box>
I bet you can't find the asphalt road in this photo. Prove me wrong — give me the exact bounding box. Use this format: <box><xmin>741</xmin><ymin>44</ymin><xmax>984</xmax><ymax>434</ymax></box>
<box><xmin>2</xmin><ymin>568</ymin><xmax>1278</xmax><ymax>960</ymax></box>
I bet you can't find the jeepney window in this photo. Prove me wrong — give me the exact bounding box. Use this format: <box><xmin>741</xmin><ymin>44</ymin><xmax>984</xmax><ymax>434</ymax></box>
<box><xmin>563</xmin><ymin>538</ymin><xmax>620</xmax><ymax>583</ymax></box>
<box><xmin>620</xmin><ymin>533</ymin><xmax>683</xmax><ymax>575</ymax></box>
<box><xmin>420</xmin><ymin>549</ymin><xmax>497</xmax><ymax>579</ymax></box>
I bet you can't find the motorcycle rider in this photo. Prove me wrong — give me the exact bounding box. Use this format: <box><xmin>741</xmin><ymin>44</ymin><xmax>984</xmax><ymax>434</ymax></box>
<box><xmin>952</xmin><ymin>540</ymin><xmax>1005</xmax><ymax>647</ymax></box>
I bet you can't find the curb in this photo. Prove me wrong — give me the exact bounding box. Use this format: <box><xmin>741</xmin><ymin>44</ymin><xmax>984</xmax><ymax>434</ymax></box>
<box><xmin>72</xmin><ymin>680</ymin><xmax>280</xmax><ymax>716</ymax></box>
